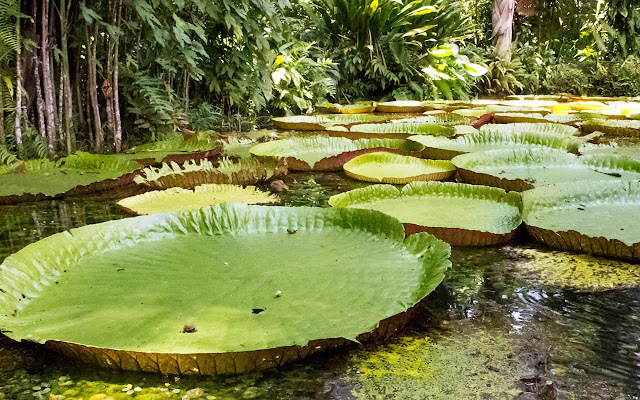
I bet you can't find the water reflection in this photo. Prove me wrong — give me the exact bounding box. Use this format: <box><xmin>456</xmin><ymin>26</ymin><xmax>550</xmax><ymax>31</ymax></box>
<box><xmin>0</xmin><ymin>173</ymin><xmax>639</xmax><ymax>398</ymax></box>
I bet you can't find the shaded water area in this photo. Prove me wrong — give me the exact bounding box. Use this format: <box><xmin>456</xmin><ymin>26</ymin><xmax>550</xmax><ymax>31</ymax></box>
<box><xmin>1</xmin><ymin>171</ymin><xmax>640</xmax><ymax>399</ymax></box>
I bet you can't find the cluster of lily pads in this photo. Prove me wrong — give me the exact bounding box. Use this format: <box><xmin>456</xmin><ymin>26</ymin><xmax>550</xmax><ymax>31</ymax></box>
<box><xmin>0</xmin><ymin>95</ymin><xmax>638</xmax><ymax>378</ymax></box>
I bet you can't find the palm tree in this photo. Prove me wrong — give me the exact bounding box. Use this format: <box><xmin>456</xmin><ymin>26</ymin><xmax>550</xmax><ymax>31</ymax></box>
<box><xmin>492</xmin><ymin>0</ymin><xmax>515</xmax><ymax>60</ymax></box>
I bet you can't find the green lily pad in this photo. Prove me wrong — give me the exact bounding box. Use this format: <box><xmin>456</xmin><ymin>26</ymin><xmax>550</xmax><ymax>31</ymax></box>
<box><xmin>314</xmin><ymin>101</ymin><xmax>377</xmax><ymax>114</ymax></box>
<box><xmin>579</xmin><ymin>142</ymin><xmax>640</xmax><ymax>159</ymax></box>
<box><xmin>479</xmin><ymin>123</ymin><xmax>579</xmax><ymax>137</ymax></box>
<box><xmin>494</xmin><ymin>113</ymin><xmax>551</xmax><ymax>124</ymax></box>
<box><xmin>0</xmin><ymin>152</ymin><xmax>140</xmax><ymax>204</ymax></box>
<box><xmin>409</xmin><ymin>130</ymin><xmax>584</xmax><ymax>160</ymax></box>
<box><xmin>219</xmin><ymin>137</ymin><xmax>256</xmax><ymax>159</ymax></box>
<box><xmin>521</xmin><ymin>180</ymin><xmax>640</xmax><ymax>260</ymax></box>
<box><xmin>119</xmin><ymin>134</ymin><xmax>221</xmax><ymax>165</ymax></box>
<box><xmin>249</xmin><ymin>137</ymin><xmax>423</xmax><ymax>171</ymax></box>
<box><xmin>117</xmin><ymin>184</ymin><xmax>279</xmax><ymax>215</ymax></box>
<box><xmin>329</xmin><ymin>182</ymin><xmax>522</xmax><ymax>246</ymax></box>
<box><xmin>391</xmin><ymin>113</ymin><xmax>474</xmax><ymax>126</ymax></box>
<box><xmin>329</xmin><ymin>122</ymin><xmax>459</xmax><ymax>140</ymax></box>
<box><xmin>272</xmin><ymin>114</ymin><xmax>388</xmax><ymax>131</ymax></box>
<box><xmin>376</xmin><ymin>101</ymin><xmax>426</xmax><ymax>113</ymax></box>
<box><xmin>0</xmin><ymin>203</ymin><xmax>451</xmax><ymax>375</ymax></box>
<box><xmin>581</xmin><ymin>118</ymin><xmax>640</xmax><ymax>136</ymax></box>
<box><xmin>343</xmin><ymin>152</ymin><xmax>456</xmax><ymax>184</ymax></box>
<box><xmin>452</xmin><ymin>148</ymin><xmax>640</xmax><ymax>191</ymax></box>
<box><xmin>133</xmin><ymin>158</ymin><xmax>288</xmax><ymax>189</ymax></box>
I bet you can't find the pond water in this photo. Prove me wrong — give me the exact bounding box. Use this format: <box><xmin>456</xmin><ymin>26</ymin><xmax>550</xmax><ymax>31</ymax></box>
<box><xmin>1</xmin><ymin>157</ymin><xmax>640</xmax><ymax>399</ymax></box>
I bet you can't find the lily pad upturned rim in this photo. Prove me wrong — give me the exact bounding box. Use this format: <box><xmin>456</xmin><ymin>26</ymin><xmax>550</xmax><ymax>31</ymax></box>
<box><xmin>328</xmin><ymin>182</ymin><xmax>523</xmax><ymax>246</ymax></box>
<box><xmin>343</xmin><ymin>152</ymin><xmax>456</xmax><ymax>184</ymax></box>
<box><xmin>0</xmin><ymin>152</ymin><xmax>141</xmax><ymax>205</ymax></box>
<box><xmin>452</xmin><ymin>148</ymin><xmax>640</xmax><ymax>192</ymax></box>
<box><xmin>375</xmin><ymin>100</ymin><xmax>427</xmax><ymax>113</ymax></box>
<box><xmin>249</xmin><ymin>137</ymin><xmax>424</xmax><ymax>171</ymax></box>
<box><xmin>0</xmin><ymin>203</ymin><xmax>451</xmax><ymax>375</ymax></box>
<box><xmin>328</xmin><ymin>122</ymin><xmax>458</xmax><ymax>140</ymax></box>
<box><xmin>133</xmin><ymin>157</ymin><xmax>288</xmax><ymax>189</ymax></box>
<box><xmin>521</xmin><ymin>180</ymin><xmax>640</xmax><ymax>260</ymax></box>
<box><xmin>116</xmin><ymin>184</ymin><xmax>279</xmax><ymax>215</ymax></box>
<box><xmin>408</xmin><ymin>130</ymin><xmax>584</xmax><ymax>160</ymax></box>
<box><xmin>479</xmin><ymin>122</ymin><xmax>580</xmax><ymax>137</ymax></box>
<box><xmin>272</xmin><ymin>114</ymin><xmax>388</xmax><ymax>131</ymax></box>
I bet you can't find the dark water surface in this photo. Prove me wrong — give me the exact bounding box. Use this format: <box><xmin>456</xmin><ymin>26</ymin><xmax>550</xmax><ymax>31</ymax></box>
<box><xmin>0</xmin><ymin>170</ymin><xmax>639</xmax><ymax>399</ymax></box>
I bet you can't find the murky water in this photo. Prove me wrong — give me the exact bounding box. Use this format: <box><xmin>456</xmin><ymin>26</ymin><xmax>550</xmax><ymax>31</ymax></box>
<box><xmin>1</xmin><ymin>170</ymin><xmax>640</xmax><ymax>399</ymax></box>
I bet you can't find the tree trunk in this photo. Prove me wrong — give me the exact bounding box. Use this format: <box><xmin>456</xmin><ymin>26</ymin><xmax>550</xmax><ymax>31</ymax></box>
<box><xmin>41</xmin><ymin>0</ymin><xmax>57</xmax><ymax>159</ymax></box>
<box><xmin>85</xmin><ymin>23</ymin><xmax>103</xmax><ymax>152</ymax></box>
<box><xmin>113</xmin><ymin>1</ymin><xmax>123</xmax><ymax>153</ymax></box>
<box><xmin>14</xmin><ymin>13</ymin><xmax>22</xmax><ymax>150</ymax></box>
<box><xmin>60</xmin><ymin>0</ymin><xmax>74</xmax><ymax>154</ymax></box>
<box><xmin>33</xmin><ymin>53</ymin><xmax>47</xmax><ymax>139</ymax></box>
<box><xmin>492</xmin><ymin>0</ymin><xmax>515</xmax><ymax>60</ymax></box>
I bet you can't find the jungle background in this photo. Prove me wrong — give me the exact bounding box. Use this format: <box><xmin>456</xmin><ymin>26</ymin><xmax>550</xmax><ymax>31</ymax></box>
<box><xmin>0</xmin><ymin>0</ymin><xmax>638</xmax><ymax>160</ymax></box>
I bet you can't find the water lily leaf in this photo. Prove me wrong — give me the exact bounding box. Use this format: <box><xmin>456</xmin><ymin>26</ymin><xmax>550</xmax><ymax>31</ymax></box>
<box><xmin>522</xmin><ymin>180</ymin><xmax>640</xmax><ymax>260</ymax></box>
<box><xmin>493</xmin><ymin>113</ymin><xmax>548</xmax><ymax>124</ymax></box>
<box><xmin>0</xmin><ymin>204</ymin><xmax>451</xmax><ymax>375</ymax></box>
<box><xmin>249</xmin><ymin>137</ymin><xmax>423</xmax><ymax>171</ymax></box>
<box><xmin>581</xmin><ymin>118</ymin><xmax>640</xmax><ymax>136</ymax></box>
<box><xmin>134</xmin><ymin>158</ymin><xmax>287</xmax><ymax>189</ymax></box>
<box><xmin>452</xmin><ymin>148</ymin><xmax>640</xmax><ymax>191</ymax></box>
<box><xmin>579</xmin><ymin>142</ymin><xmax>640</xmax><ymax>159</ymax></box>
<box><xmin>0</xmin><ymin>153</ymin><xmax>140</xmax><ymax>204</ymax></box>
<box><xmin>391</xmin><ymin>113</ymin><xmax>474</xmax><ymax>126</ymax></box>
<box><xmin>568</xmin><ymin>101</ymin><xmax>607</xmax><ymax>111</ymax></box>
<box><xmin>343</xmin><ymin>152</ymin><xmax>455</xmax><ymax>184</ymax></box>
<box><xmin>409</xmin><ymin>130</ymin><xmax>585</xmax><ymax>160</ymax></box>
<box><xmin>117</xmin><ymin>184</ymin><xmax>279</xmax><ymax>215</ymax></box>
<box><xmin>272</xmin><ymin>114</ymin><xmax>388</xmax><ymax>131</ymax></box>
<box><xmin>376</xmin><ymin>101</ymin><xmax>426</xmax><ymax>113</ymax></box>
<box><xmin>479</xmin><ymin>123</ymin><xmax>580</xmax><ymax>137</ymax></box>
<box><xmin>329</xmin><ymin>182</ymin><xmax>522</xmax><ymax>246</ymax></box>
<box><xmin>119</xmin><ymin>134</ymin><xmax>221</xmax><ymax>165</ymax></box>
<box><xmin>315</xmin><ymin>101</ymin><xmax>377</xmax><ymax>114</ymax></box>
<box><xmin>329</xmin><ymin>122</ymin><xmax>458</xmax><ymax>140</ymax></box>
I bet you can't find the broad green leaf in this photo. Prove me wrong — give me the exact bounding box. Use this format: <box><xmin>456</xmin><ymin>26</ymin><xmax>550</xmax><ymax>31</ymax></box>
<box><xmin>343</xmin><ymin>152</ymin><xmax>456</xmax><ymax>183</ymax></box>
<box><xmin>0</xmin><ymin>204</ymin><xmax>451</xmax><ymax>374</ymax></box>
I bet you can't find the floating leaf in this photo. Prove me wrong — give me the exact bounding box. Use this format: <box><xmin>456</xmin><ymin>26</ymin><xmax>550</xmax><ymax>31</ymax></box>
<box><xmin>117</xmin><ymin>184</ymin><xmax>279</xmax><ymax>215</ymax></box>
<box><xmin>329</xmin><ymin>182</ymin><xmax>522</xmax><ymax>246</ymax></box>
<box><xmin>343</xmin><ymin>152</ymin><xmax>456</xmax><ymax>184</ymax></box>
<box><xmin>249</xmin><ymin>137</ymin><xmax>423</xmax><ymax>171</ymax></box>
<box><xmin>0</xmin><ymin>204</ymin><xmax>451</xmax><ymax>375</ymax></box>
<box><xmin>522</xmin><ymin>180</ymin><xmax>640</xmax><ymax>260</ymax></box>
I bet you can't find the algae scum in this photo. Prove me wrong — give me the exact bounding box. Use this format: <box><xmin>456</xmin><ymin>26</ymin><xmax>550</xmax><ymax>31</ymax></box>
<box><xmin>0</xmin><ymin>171</ymin><xmax>638</xmax><ymax>399</ymax></box>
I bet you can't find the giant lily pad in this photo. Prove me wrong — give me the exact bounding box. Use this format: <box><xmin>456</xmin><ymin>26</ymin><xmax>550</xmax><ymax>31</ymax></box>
<box><xmin>117</xmin><ymin>184</ymin><xmax>279</xmax><ymax>215</ymax></box>
<box><xmin>329</xmin><ymin>122</ymin><xmax>458</xmax><ymax>140</ymax></box>
<box><xmin>0</xmin><ymin>203</ymin><xmax>451</xmax><ymax>375</ymax></box>
<box><xmin>579</xmin><ymin>142</ymin><xmax>640</xmax><ymax>159</ymax></box>
<box><xmin>0</xmin><ymin>152</ymin><xmax>140</xmax><ymax>204</ymax></box>
<box><xmin>581</xmin><ymin>119</ymin><xmax>640</xmax><ymax>136</ymax></box>
<box><xmin>521</xmin><ymin>180</ymin><xmax>640</xmax><ymax>260</ymax></box>
<box><xmin>392</xmin><ymin>113</ymin><xmax>474</xmax><ymax>126</ymax></box>
<box><xmin>376</xmin><ymin>101</ymin><xmax>426</xmax><ymax>113</ymax></box>
<box><xmin>409</xmin><ymin>130</ymin><xmax>584</xmax><ymax>160</ymax></box>
<box><xmin>120</xmin><ymin>134</ymin><xmax>221</xmax><ymax>166</ymax></box>
<box><xmin>272</xmin><ymin>114</ymin><xmax>387</xmax><ymax>131</ymax></box>
<box><xmin>249</xmin><ymin>137</ymin><xmax>423</xmax><ymax>171</ymax></box>
<box><xmin>479</xmin><ymin>122</ymin><xmax>579</xmax><ymax>137</ymax></box>
<box><xmin>343</xmin><ymin>152</ymin><xmax>456</xmax><ymax>184</ymax></box>
<box><xmin>328</xmin><ymin>182</ymin><xmax>522</xmax><ymax>246</ymax></box>
<box><xmin>315</xmin><ymin>101</ymin><xmax>377</xmax><ymax>114</ymax></box>
<box><xmin>134</xmin><ymin>158</ymin><xmax>287</xmax><ymax>189</ymax></box>
<box><xmin>452</xmin><ymin>148</ymin><xmax>640</xmax><ymax>191</ymax></box>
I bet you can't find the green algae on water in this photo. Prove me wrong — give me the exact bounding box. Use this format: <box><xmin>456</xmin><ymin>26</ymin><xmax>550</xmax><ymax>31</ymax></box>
<box><xmin>347</xmin><ymin>326</ymin><xmax>533</xmax><ymax>399</ymax></box>
<box><xmin>507</xmin><ymin>247</ymin><xmax>640</xmax><ymax>291</ymax></box>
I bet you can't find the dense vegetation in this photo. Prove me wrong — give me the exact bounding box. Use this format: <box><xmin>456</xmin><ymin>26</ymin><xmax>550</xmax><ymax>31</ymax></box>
<box><xmin>0</xmin><ymin>0</ymin><xmax>638</xmax><ymax>160</ymax></box>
